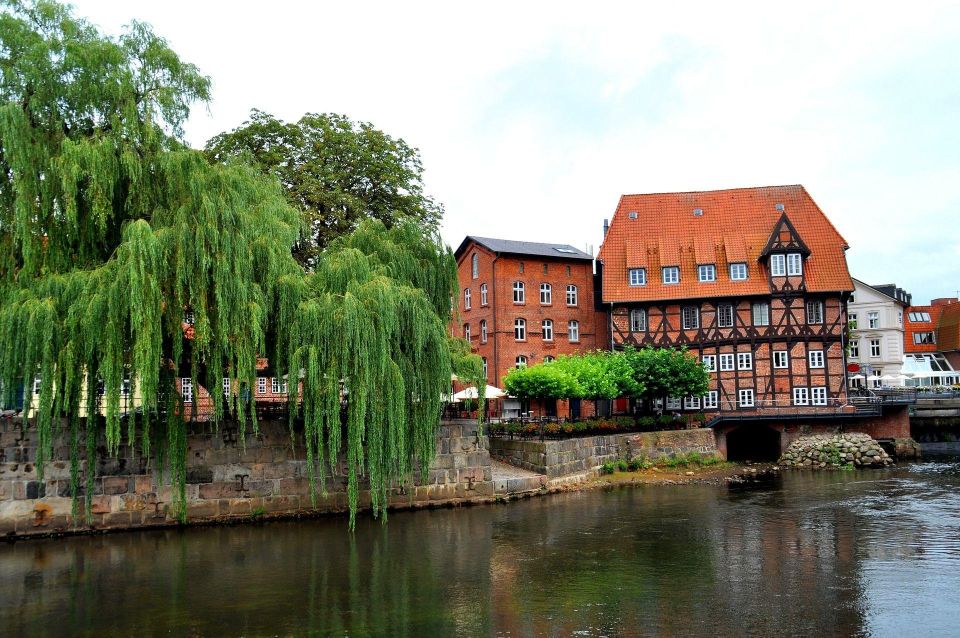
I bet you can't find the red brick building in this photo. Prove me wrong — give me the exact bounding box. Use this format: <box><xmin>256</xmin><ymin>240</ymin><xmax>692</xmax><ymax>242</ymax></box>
<box><xmin>453</xmin><ymin>236</ymin><xmax>607</xmax><ymax>417</ymax></box>
<box><xmin>903</xmin><ymin>297</ymin><xmax>960</xmax><ymax>381</ymax></box>
<box><xmin>597</xmin><ymin>185</ymin><xmax>855</xmax><ymax>414</ymax></box>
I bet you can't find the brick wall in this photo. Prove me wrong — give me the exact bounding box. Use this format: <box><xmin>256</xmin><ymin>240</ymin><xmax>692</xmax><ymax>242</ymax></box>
<box><xmin>0</xmin><ymin>419</ymin><xmax>493</xmax><ymax>539</ymax></box>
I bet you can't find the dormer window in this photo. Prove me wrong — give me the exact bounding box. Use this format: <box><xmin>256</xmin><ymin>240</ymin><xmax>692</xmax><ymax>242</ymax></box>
<box><xmin>770</xmin><ymin>254</ymin><xmax>786</xmax><ymax>276</ymax></box>
<box><xmin>662</xmin><ymin>267</ymin><xmax>680</xmax><ymax>285</ymax></box>
<box><xmin>697</xmin><ymin>264</ymin><xmax>716</xmax><ymax>282</ymax></box>
<box><xmin>787</xmin><ymin>253</ymin><xmax>803</xmax><ymax>276</ymax></box>
<box><xmin>729</xmin><ymin>263</ymin><xmax>748</xmax><ymax>280</ymax></box>
<box><xmin>628</xmin><ymin>268</ymin><xmax>646</xmax><ymax>286</ymax></box>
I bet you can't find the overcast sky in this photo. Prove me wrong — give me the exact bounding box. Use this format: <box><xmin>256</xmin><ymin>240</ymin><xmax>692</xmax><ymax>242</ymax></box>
<box><xmin>72</xmin><ymin>1</ymin><xmax>960</xmax><ymax>303</ymax></box>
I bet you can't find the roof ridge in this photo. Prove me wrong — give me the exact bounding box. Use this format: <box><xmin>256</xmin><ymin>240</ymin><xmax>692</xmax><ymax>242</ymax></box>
<box><xmin>618</xmin><ymin>184</ymin><xmax>805</xmax><ymax>198</ymax></box>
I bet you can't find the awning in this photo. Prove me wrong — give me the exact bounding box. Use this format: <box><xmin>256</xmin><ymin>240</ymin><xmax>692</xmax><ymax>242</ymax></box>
<box><xmin>452</xmin><ymin>385</ymin><xmax>507</xmax><ymax>401</ymax></box>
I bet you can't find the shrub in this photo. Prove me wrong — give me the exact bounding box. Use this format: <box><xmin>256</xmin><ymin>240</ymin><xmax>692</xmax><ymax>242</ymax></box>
<box><xmin>617</xmin><ymin>459</ymin><xmax>629</xmax><ymax>472</ymax></box>
<box><xmin>657</xmin><ymin>415</ymin><xmax>674</xmax><ymax>428</ymax></box>
<box><xmin>601</xmin><ymin>461</ymin><xmax>616</xmax><ymax>475</ymax></box>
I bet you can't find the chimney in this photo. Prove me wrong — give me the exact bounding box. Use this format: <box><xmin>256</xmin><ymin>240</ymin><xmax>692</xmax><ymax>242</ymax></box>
<box><xmin>602</xmin><ymin>218</ymin><xmax>609</xmax><ymax>237</ymax></box>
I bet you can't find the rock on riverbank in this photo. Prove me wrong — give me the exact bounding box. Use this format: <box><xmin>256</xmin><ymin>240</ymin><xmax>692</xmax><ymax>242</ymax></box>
<box><xmin>778</xmin><ymin>433</ymin><xmax>893</xmax><ymax>469</ymax></box>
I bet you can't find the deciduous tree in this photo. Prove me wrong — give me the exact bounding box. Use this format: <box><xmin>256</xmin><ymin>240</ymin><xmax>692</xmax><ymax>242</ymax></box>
<box><xmin>205</xmin><ymin>109</ymin><xmax>443</xmax><ymax>267</ymax></box>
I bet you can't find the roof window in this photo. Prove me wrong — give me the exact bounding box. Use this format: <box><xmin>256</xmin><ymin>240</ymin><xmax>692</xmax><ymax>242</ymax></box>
<box><xmin>554</xmin><ymin>248</ymin><xmax>576</xmax><ymax>254</ymax></box>
<box><xmin>628</xmin><ymin>212</ymin><xmax>638</xmax><ymax>219</ymax></box>
<box><xmin>693</xmin><ymin>208</ymin><xmax>703</xmax><ymax>216</ymax></box>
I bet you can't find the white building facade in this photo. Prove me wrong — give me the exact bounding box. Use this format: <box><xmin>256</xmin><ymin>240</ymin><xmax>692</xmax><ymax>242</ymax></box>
<box><xmin>847</xmin><ymin>279</ymin><xmax>909</xmax><ymax>388</ymax></box>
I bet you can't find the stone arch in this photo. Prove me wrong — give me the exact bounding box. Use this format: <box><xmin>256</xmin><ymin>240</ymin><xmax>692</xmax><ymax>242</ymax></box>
<box><xmin>726</xmin><ymin>425</ymin><xmax>782</xmax><ymax>462</ymax></box>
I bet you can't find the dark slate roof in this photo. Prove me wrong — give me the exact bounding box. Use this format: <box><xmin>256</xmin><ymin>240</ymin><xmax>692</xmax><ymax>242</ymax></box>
<box><xmin>455</xmin><ymin>236</ymin><xmax>593</xmax><ymax>261</ymax></box>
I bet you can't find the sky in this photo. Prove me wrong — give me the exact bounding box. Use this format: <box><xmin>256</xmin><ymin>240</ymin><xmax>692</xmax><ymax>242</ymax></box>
<box><xmin>70</xmin><ymin>0</ymin><xmax>960</xmax><ymax>303</ymax></box>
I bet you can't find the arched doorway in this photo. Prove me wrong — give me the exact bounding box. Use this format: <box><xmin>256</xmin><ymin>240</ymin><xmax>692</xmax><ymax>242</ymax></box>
<box><xmin>726</xmin><ymin>425</ymin><xmax>782</xmax><ymax>462</ymax></box>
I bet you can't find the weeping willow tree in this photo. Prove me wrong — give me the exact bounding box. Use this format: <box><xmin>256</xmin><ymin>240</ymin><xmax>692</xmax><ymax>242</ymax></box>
<box><xmin>0</xmin><ymin>0</ymin><xmax>457</xmax><ymax>528</ymax></box>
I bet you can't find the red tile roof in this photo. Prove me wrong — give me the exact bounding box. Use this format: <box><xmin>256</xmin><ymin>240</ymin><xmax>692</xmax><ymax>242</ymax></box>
<box><xmin>905</xmin><ymin>299</ymin><xmax>958</xmax><ymax>353</ymax></box>
<box><xmin>598</xmin><ymin>185</ymin><xmax>854</xmax><ymax>303</ymax></box>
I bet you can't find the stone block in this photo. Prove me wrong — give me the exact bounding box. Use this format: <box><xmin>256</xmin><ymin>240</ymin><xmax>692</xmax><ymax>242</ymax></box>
<box><xmin>102</xmin><ymin>511</ymin><xmax>134</xmax><ymax>528</ymax></box>
<box><xmin>262</xmin><ymin>495</ymin><xmax>299</xmax><ymax>513</ymax></box>
<box><xmin>185</xmin><ymin>500</ymin><xmax>218</xmax><ymax>519</ymax></box>
<box><xmin>102</xmin><ymin>476</ymin><xmax>131</xmax><ymax>495</ymax></box>
<box><xmin>90</xmin><ymin>495</ymin><xmax>112</xmax><ymax>515</ymax></box>
<box><xmin>185</xmin><ymin>466</ymin><xmax>214</xmax><ymax>484</ymax></box>
<box><xmin>134</xmin><ymin>475</ymin><xmax>154</xmax><ymax>494</ymax></box>
<box><xmin>198</xmin><ymin>481</ymin><xmax>239</xmax><ymax>500</ymax></box>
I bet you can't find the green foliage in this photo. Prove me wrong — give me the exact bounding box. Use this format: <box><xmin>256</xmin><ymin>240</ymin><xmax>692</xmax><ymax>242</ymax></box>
<box><xmin>0</xmin><ymin>1</ymin><xmax>455</xmax><ymax>529</ymax></box>
<box><xmin>502</xmin><ymin>364</ymin><xmax>581</xmax><ymax>401</ymax></box>
<box><xmin>616</xmin><ymin>459</ymin><xmax>628</xmax><ymax>472</ymax></box>
<box><xmin>205</xmin><ymin>110</ymin><xmax>443</xmax><ymax>268</ymax></box>
<box><xmin>548</xmin><ymin>351</ymin><xmax>626</xmax><ymax>400</ymax></box>
<box><xmin>600</xmin><ymin>461</ymin><xmax>616</xmax><ymax>475</ymax></box>
<box><xmin>620</xmin><ymin>347</ymin><xmax>710</xmax><ymax>409</ymax></box>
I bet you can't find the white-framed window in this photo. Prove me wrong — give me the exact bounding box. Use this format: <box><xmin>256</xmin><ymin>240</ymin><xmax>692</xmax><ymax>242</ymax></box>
<box><xmin>702</xmin><ymin>355</ymin><xmax>717</xmax><ymax>372</ymax></box>
<box><xmin>271</xmin><ymin>377</ymin><xmax>288</xmax><ymax>394</ymax></box>
<box><xmin>773</xmin><ymin>350</ymin><xmax>788</xmax><ymax>369</ymax></box>
<box><xmin>662</xmin><ymin>266</ymin><xmax>680</xmax><ymax>284</ymax></box>
<box><xmin>568</xmin><ymin>320</ymin><xmax>580</xmax><ymax>342</ymax></box>
<box><xmin>909</xmin><ymin>311</ymin><xmax>931</xmax><ymax>322</ymax></box>
<box><xmin>544</xmin><ymin>355</ymin><xmax>555</xmax><ymax>363</ymax></box>
<box><xmin>540</xmin><ymin>283</ymin><xmax>552</xmax><ymax>305</ymax></box>
<box><xmin>914</xmin><ymin>332</ymin><xmax>935</xmax><ymax>345</ymax></box>
<box><xmin>870</xmin><ymin>339</ymin><xmax>881</xmax><ymax>358</ymax></box>
<box><xmin>515</xmin><ymin>356</ymin><xmax>527</xmax><ymax>368</ymax></box>
<box><xmin>542</xmin><ymin>319</ymin><xmax>553</xmax><ymax>341</ymax></box>
<box><xmin>566</xmin><ymin>285</ymin><xmax>578</xmax><ymax>306</ymax></box>
<box><xmin>871</xmin><ymin>369</ymin><xmax>882</xmax><ymax>388</ymax></box>
<box><xmin>119</xmin><ymin>377</ymin><xmax>131</xmax><ymax>397</ymax></box>
<box><xmin>850</xmin><ymin>340</ymin><xmax>860</xmax><ymax>358</ymax></box>
<box><xmin>464</xmin><ymin>288</ymin><xmax>471</xmax><ymax>310</ymax></box>
<box><xmin>898</xmin><ymin>311</ymin><xmax>903</xmax><ymax>326</ymax></box>
<box><xmin>698</xmin><ymin>264</ymin><xmax>716</xmax><ymax>282</ymax></box>
<box><xmin>717</xmin><ymin>303</ymin><xmax>734</xmax><ymax>328</ymax></box>
<box><xmin>752</xmin><ymin>302</ymin><xmax>770</xmax><ymax>327</ymax></box>
<box><xmin>666</xmin><ymin>397</ymin><xmax>682</xmax><ymax>410</ymax></box>
<box><xmin>811</xmin><ymin>387</ymin><xmax>827</xmax><ymax>406</ymax></box>
<box><xmin>770</xmin><ymin>254</ymin><xmax>786</xmax><ymax>276</ymax></box>
<box><xmin>809</xmin><ymin>350</ymin><xmax>825</xmax><ymax>368</ymax></box>
<box><xmin>630</xmin><ymin>308</ymin><xmax>647</xmax><ymax>332</ymax></box>
<box><xmin>703</xmin><ymin>391</ymin><xmax>718</xmax><ymax>409</ymax></box>
<box><xmin>849</xmin><ymin>312</ymin><xmax>858</xmax><ymax>329</ymax></box>
<box><xmin>184</xmin><ymin>311</ymin><xmax>195</xmax><ymax>326</ymax></box>
<box><xmin>480</xmin><ymin>320</ymin><xmax>488</xmax><ymax>343</ymax></box>
<box><xmin>868</xmin><ymin>312</ymin><xmax>879</xmax><ymax>329</ymax></box>
<box><xmin>181</xmin><ymin>378</ymin><xmax>193</xmax><ymax>403</ymax></box>
<box><xmin>793</xmin><ymin>387</ymin><xmax>809</xmax><ymax>406</ymax></box>
<box><xmin>684</xmin><ymin>396</ymin><xmax>701</xmax><ymax>410</ymax></box>
<box><xmin>806</xmin><ymin>300</ymin><xmax>823</xmax><ymax>324</ymax></box>
<box><xmin>480</xmin><ymin>283</ymin><xmax>488</xmax><ymax>306</ymax></box>
<box><xmin>729</xmin><ymin>263</ymin><xmax>748</xmax><ymax>280</ymax></box>
<box><xmin>513</xmin><ymin>281</ymin><xmax>525</xmax><ymax>303</ymax></box>
<box><xmin>514</xmin><ymin>318</ymin><xmax>526</xmax><ymax>341</ymax></box>
<box><xmin>719</xmin><ymin>353</ymin><xmax>735</xmax><ymax>371</ymax></box>
<box><xmin>787</xmin><ymin>253</ymin><xmax>802</xmax><ymax>276</ymax></box>
<box><xmin>682</xmin><ymin>306</ymin><xmax>700</xmax><ymax>330</ymax></box>
<box><xmin>257</xmin><ymin>377</ymin><xmax>267</xmax><ymax>395</ymax></box>
<box><xmin>471</xmin><ymin>253</ymin><xmax>479</xmax><ymax>279</ymax></box>
<box><xmin>629</xmin><ymin>268</ymin><xmax>647</xmax><ymax>286</ymax></box>
<box><xmin>482</xmin><ymin>357</ymin><xmax>488</xmax><ymax>380</ymax></box>
<box><xmin>463</xmin><ymin>323</ymin><xmax>471</xmax><ymax>341</ymax></box>
<box><xmin>738</xmin><ymin>389</ymin><xmax>755</xmax><ymax>408</ymax></box>
<box><xmin>737</xmin><ymin>352</ymin><xmax>753</xmax><ymax>370</ymax></box>
<box><xmin>33</xmin><ymin>376</ymin><xmax>42</xmax><ymax>395</ymax></box>
<box><xmin>222</xmin><ymin>377</ymin><xmax>231</xmax><ymax>397</ymax></box>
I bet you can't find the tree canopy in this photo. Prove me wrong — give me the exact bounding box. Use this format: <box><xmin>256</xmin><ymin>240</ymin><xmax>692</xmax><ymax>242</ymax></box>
<box><xmin>0</xmin><ymin>0</ymin><xmax>456</xmax><ymax>527</ymax></box>
<box><xmin>502</xmin><ymin>347</ymin><xmax>708</xmax><ymax>410</ymax></box>
<box><xmin>204</xmin><ymin>109</ymin><xmax>444</xmax><ymax>268</ymax></box>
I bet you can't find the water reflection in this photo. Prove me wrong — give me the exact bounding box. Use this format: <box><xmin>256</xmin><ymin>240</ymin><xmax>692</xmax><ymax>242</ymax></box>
<box><xmin>1</xmin><ymin>461</ymin><xmax>959</xmax><ymax>637</ymax></box>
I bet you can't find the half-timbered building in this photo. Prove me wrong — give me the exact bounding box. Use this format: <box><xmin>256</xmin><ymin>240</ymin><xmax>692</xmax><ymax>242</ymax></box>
<box><xmin>597</xmin><ymin>185</ymin><xmax>855</xmax><ymax>414</ymax></box>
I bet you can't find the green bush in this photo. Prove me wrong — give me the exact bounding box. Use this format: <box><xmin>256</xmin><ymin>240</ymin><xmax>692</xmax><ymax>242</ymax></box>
<box><xmin>601</xmin><ymin>461</ymin><xmax>616</xmax><ymax>475</ymax></box>
<box><xmin>617</xmin><ymin>459</ymin><xmax>629</xmax><ymax>472</ymax></box>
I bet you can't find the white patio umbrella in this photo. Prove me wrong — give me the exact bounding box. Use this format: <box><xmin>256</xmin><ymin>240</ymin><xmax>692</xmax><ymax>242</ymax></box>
<box><xmin>848</xmin><ymin>374</ymin><xmax>866</xmax><ymax>380</ymax></box>
<box><xmin>452</xmin><ymin>385</ymin><xmax>507</xmax><ymax>401</ymax></box>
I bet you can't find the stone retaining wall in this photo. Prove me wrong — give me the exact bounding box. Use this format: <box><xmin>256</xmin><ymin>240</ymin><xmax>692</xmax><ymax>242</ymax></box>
<box><xmin>0</xmin><ymin>419</ymin><xmax>493</xmax><ymax>539</ymax></box>
<box><xmin>489</xmin><ymin>428</ymin><xmax>717</xmax><ymax>478</ymax></box>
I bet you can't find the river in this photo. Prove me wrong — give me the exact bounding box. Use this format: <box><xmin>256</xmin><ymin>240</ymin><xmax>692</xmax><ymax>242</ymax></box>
<box><xmin>2</xmin><ymin>459</ymin><xmax>960</xmax><ymax>637</ymax></box>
